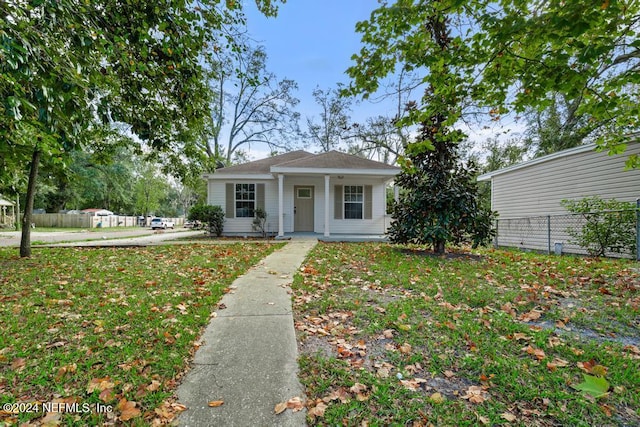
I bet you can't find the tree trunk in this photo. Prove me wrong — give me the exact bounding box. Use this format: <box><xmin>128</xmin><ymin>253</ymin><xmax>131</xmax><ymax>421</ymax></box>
<box><xmin>434</xmin><ymin>240</ymin><xmax>446</xmax><ymax>255</ymax></box>
<box><xmin>20</xmin><ymin>148</ymin><xmax>41</xmax><ymax>257</ymax></box>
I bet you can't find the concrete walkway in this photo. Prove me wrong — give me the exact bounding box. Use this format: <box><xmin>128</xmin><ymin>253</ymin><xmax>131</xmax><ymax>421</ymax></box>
<box><xmin>176</xmin><ymin>239</ymin><xmax>317</xmax><ymax>427</ymax></box>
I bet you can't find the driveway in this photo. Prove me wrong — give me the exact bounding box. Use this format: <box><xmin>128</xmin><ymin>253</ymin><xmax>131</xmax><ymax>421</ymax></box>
<box><xmin>0</xmin><ymin>228</ymin><xmax>203</xmax><ymax>247</ymax></box>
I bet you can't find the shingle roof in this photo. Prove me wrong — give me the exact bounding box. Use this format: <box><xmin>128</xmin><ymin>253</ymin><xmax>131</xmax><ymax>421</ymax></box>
<box><xmin>214</xmin><ymin>150</ymin><xmax>315</xmax><ymax>174</ymax></box>
<box><xmin>273</xmin><ymin>150</ymin><xmax>399</xmax><ymax>170</ymax></box>
<box><xmin>214</xmin><ymin>150</ymin><xmax>399</xmax><ymax>175</ymax></box>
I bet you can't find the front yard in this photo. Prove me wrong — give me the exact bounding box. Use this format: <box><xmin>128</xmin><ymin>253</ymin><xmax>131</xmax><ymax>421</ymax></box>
<box><xmin>0</xmin><ymin>243</ymin><xmax>281</xmax><ymax>425</ymax></box>
<box><xmin>1</xmin><ymin>241</ymin><xmax>638</xmax><ymax>426</ymax></box>
<box><xmin>293</xmin><ymin>243</ymin><xmax>640</xmax><ymax>426</ymax></box>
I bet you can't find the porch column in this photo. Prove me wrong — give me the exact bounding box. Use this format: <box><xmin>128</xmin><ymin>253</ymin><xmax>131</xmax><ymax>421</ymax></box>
<box><xmin>278</xmin><ymin>174</ymin><xmax>284</xmax><ymax>237</ymax></box>
<box><xmin>394</xmin><ymin>184</ymin><xmax>399</xmax><ymax>202</ymax></box>
<box><xmin>324</xmin><ymin>174</ymin><xmax>330</xmax><ymax>237</ymax></box>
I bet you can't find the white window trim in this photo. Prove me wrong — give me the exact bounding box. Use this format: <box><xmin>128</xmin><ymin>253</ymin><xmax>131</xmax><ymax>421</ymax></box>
<box><xmin>343</xmin><ymin>185</ymin><xmax>364</xmax><ymax>220</ymax></box>
<box><xmin>235</xmin><ymin>183</ymin><xmax>256</xmax><ymax>218</ymax></box>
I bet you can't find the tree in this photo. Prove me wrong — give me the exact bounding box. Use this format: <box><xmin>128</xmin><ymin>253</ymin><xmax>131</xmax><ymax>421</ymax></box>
<box><xmin>346</xmin><ymin>69</ymin><xmax>422</xmax><ymax>164</ymax></box>
<box><xmin>346</xmin><ymin>1</ymin><xmax>640</xmax><ymax>168</ymax></box>
<box><xmin>1</xmin><ymin>0</ymin><xmax>282</xmax><ymax>256</ymax></box>
<box><xmin>307</xmin><ymin>87</ymin><xmax>352</xmax><ymax>152</ymax></box>
<box><xmin>133</xmin><ymin>164</ymin><xmax>169</xmax><ymax>219</ymax></box>
<box><xmin>523</xmin><ymin>95</ymin><xmax>590</xmax><ymax>157</ymax></box>
<box><xmin>348</xmin><ymin>4</ymin><xmax>494</xmax><ymax>253</ymax></box>
<box><xmin>203</xmin><ymin>39</ymin><xmax>302</xmax><ymax>166</ymax></box>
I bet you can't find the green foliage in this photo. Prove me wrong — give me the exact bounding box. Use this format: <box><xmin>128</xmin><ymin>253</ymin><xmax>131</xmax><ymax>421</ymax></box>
<box><xmin>562</xmin><ymin>197</ymin><xmax>637</xmax><ymax>257</ymax></box>
<box><xmin>389</xmin><ymin>152</ymin><xmax>496</xmax><ymax>252</ymax></box>
<box><xmin>189</xmin><ymin>205</ymin><xmax>225</xmax><ymax>237</ymax></box>
<box><xmin>251</xmin><ymin>207</ymin><xmax>268</xmax><ymax>238</ymax></box>
<box><xmin>1</xmin><ymin>0</ymin><xmax>284</xmax><ymax>255</ymax></box>
<box><xmin>346</xmin><ymin>0</ymin><xmax>640</xmax><ymax>168</ymax></box>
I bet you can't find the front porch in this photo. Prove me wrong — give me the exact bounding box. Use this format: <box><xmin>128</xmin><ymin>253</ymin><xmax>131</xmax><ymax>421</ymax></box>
<box><xmin>276</xmin><ymin>232</ymin><xmax>389</xmax><ymax>243</ymax></box>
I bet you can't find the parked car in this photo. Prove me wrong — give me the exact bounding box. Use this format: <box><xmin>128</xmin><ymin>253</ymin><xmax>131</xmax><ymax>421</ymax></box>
<box><xmin>151</xmin><ymin>218</ymin><xmax>175</xmax><ymax>230</ymax></box>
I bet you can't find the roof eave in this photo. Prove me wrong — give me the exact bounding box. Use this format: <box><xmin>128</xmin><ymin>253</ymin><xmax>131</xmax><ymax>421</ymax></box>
<box><xmin>270</xmin><ymin>166</ymin><xmax>399</xmax><ymax>176</ymax></box>
<box><xmin>477</xmin><ymin>143</ymin><xmax>598</xmax><ymax>181</ymax></box>
<box><xmin>207</xmin><ymin>173</ymin><xmax>275</xmax><ymax>180</ymax></box>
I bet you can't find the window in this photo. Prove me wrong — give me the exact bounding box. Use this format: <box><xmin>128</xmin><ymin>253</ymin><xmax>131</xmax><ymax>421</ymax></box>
<box><xmin>235</xmin><ymin>183</ymin><xmax>255</xmax><ymax>217</ymax></box>
<box><xmin>344</xmin><ymin>185</ymin><xmax>363</xmax><ymax>219</ymax></box>
<box><xmin>297</xmin><ymin>187</ymin><xmax>312</xmax><ymax>199</ymax></box>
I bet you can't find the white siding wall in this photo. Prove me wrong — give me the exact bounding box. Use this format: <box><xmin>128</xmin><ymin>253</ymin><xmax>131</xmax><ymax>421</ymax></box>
<box><xmin>492</xmin><ymin>143</ymin><xmax>640</xmax><ymax>218</ymax></box>
<box><xmin>328</xmin><ymin>177</ymin><xmax>388</xmax><ymax>235</ymax></box>
<box><xmin>208</xmin><ymin>178</ymin><xmax>279</xmax><ymax>234</ymax></box>
<box><xmin>208</xmin><ymin>176</ymin><xmax>390</xmax><ymax>235</ymax></box>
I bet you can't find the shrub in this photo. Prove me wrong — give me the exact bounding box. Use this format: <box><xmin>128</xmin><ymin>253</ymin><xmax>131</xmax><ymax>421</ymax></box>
<box><xmin>189</xmin><ymin>205</ymin><xmax>225</xmax><ymax>237</ymax></box>
<box><xmin>561</xmin><ymin>196</ymin><xmax>637</xmax><ymax>257</ymax></box>
<box><xmin>252</xmin><ymin>207</ymin><xmax>268</xmax><ymax>238</ymax></box>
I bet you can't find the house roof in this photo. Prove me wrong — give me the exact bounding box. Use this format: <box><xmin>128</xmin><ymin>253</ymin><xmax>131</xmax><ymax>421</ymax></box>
<box><xmin>213</xmin><ymin>150</ymin><xmax>315</xmax><ymax>175</ymax></box>
<box><xmin>0</xmin><ymin>198</ymin><xmax>14</xmax><ymax>207</ymax></box>
<box><xmin>477</xmin><ymin>143</ymin><xmax>598</xmax><ymax>182</ymax></box>
<box><xmin>274</xmin><ymin>150</ymin><xmax>399</xmax><ymax>171</ymax></box>
<box><xmin>207</xmin><ymin>150</ymin><xmax>399</xmax><ymax>178</ymax></box>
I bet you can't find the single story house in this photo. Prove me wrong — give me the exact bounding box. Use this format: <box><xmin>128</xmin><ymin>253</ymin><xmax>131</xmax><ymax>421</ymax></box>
<box><xmin>477</xmin><ymin>141</ymin><xmax>640</xmax><ymax>254</ymax></box>
<box><xmin>204</xmin><ymin>150</ymin><xmax>399</xmax><ymax>237</ymax></box>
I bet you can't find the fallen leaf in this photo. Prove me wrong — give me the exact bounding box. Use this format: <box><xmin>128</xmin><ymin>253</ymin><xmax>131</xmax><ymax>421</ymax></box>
<box><xmin>146</xmin><ymin>380</ymin><xmax>161</xmax><ymax>392</ymax></box>
<box><xmin>443</xmin><ymin>370</ymin><xmax>455</xmax><ymax>378</ymax></box>
<box><xmin>350</xmin><ymin>383</ymin><xmax>367</xmax><ymax>394</ymax></box>
<box><xmin>208</xmin><ymin>400</ymin><xmax>224</xmax><ymax>407</ymax></box>
<box><xmin>462</xmin><ymin>385</ymin><xmax>488</xmax><ymax>404</ymax></box>
<box><xmin>286</xmin><ymin>396</ymin><xmax>304</xmax><ymax>412</ymax></box>
<box><xmin>10</xmin><ymin>358</ymin><xmax>25</xmax><ymax>372</ymax></box>
<box><xmin>572</xmin><ymin>374</ymin><xmax>610</xmax><ymax>399</ymax></box>
<box><xmin>518</xmin><ymin>309</ymin><xmax>543</xmax><ymax>322</ymax></box>
<box><xmin>307</xmin><ymin>401</ymin><xmax>327</xmax><ymax>418</ymax></box>
<box><xmin>117</xmin><ymin>398</ymin><xmax>141</xmax><ymax>421</ymax></box>
<box><xmin>399</xmin><ymin>343</ymin><xmax>412</xmax><ymax>354</ymax></box>
<box><xmin>522</xmin><ymin>345</ymin><xmax>546</xmax><ymax>360</ymax></box>
<box><xmin>99</xmin><ymin>388</ymin><xmax>115</xmax><ymax>403</ymax></box>
<box><xmin>546</xmin><ymin>358</ymin><xmax>570</xmax><ymax>371</ymax></box>
<box><xmin>501</xmin><ymin>412</ymin><xmax>517</xmax><ymax>422</ymax></box>
<box><xmin>429</xmin><ymin>392</ymin><xmax>445</xmax><ymax>404</ymax></box>
<box><xmin>274</xmin><ymin>401</ymin><xmax>287</xmax><ymax>414</ymax></box>
<box><xmin>87</xmin><ymin>377</ymin><xmax>115</xmax><ymax>393</ymax></box>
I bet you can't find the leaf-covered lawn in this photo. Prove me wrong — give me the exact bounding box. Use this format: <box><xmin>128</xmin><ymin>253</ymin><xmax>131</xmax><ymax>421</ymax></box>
<box><xmin>0</xmin><ymin>243</ymin><xmax>281</xmax><ymax>426</ymax></box>
<box><xmin>293</xmin><ymin>243</ymin><xmax>640</xmax><ymax>426</ymax></box>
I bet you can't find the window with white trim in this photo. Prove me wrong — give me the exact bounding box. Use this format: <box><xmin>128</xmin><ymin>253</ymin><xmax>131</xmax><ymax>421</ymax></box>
<box><xmin>344</xmin><ymin>185</ymin><xmax>363</xmax><ymax>219</ymax></box>
<box><xmin>235</xmin><ymin>183</ymin><xmax>255</xmax><ymax>217</ymax></box>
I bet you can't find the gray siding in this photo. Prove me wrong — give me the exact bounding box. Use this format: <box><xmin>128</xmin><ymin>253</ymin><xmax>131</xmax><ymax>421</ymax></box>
<box><xmin>492</xmin><ymin>143</ymin><xmax>640</xmax><ymax>218</ymax></box>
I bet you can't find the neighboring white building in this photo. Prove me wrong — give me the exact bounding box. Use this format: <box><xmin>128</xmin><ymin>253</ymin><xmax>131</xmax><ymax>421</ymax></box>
<box><xmin>204</xmin><ymin>150</ymin><xmax>399</xmax><ymax>237</ymax></box>
<box><xmin>478</xmin><ymin>142</ymin><xmax>640</xmax><ymax>254</ymax></box>
<box><xmin>478</xmin><ymin>142</ymin><xmax>640</xmax><ymax>217</ymax></box>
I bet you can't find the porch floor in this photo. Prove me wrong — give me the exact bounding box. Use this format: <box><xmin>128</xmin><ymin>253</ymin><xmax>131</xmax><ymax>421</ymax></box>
<box><xmin>277</xmin><ymin>232</ymin><xmax>388</xmax><ymax>243</ymax></box>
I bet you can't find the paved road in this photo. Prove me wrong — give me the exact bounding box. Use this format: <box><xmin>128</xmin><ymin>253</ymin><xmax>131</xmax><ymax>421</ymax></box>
<box><xmin>0</xmin><ymin>227</ymin><xmax>203</xmax><ymax>247</ymax></box>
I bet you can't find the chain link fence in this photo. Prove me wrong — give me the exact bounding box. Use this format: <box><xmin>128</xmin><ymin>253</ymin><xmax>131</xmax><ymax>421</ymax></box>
<box><xmin>494</xmin><ymin>201</ymin><xmax>640</xmax><ymax>260</ymax></box>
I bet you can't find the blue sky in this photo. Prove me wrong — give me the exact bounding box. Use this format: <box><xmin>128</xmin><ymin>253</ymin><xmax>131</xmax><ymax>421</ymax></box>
<box><xmin>242</xmin><ymin>1</ymin><xmax>397</xmax><ymax>156</ymax></box>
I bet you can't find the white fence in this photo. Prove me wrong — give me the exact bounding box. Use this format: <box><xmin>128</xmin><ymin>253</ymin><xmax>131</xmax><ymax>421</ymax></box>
<box><xmin>31</xmin><ymin>214</ymin><xmax>184</xmax><ymax>229</ymax></box>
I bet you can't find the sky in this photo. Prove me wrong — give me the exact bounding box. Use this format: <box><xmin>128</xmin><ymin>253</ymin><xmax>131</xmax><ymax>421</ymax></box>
<box><xmin>241</xmin><ymin>1</ymin><xmax>395</xmax><ymax>158</ymax></box>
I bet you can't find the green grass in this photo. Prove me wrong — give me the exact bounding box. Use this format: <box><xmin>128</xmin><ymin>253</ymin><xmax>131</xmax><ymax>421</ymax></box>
<box><xmin>293</xmin><ymin>243</ymin><xmax>640</xmax><ymax>426</ymax></box>
<box><xmin>0</xmin><ymin>243</ymin><xmax>282</xmax><ymax>425</ymax></box>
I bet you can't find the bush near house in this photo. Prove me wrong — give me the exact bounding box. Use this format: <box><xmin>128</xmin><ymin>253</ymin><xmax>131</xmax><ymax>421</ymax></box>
<box><xmin>188</xmin><ymin>205</ymin><xmax>225</xmax><ymax>236</ymax></box>
<box><xmin>562</xmin><ymin>196</ymin><xmax>637</xmax><ymax>257</ymax></box>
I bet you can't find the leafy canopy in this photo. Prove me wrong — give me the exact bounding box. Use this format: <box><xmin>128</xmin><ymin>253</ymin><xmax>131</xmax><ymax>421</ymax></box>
<box><xmin>346</xmin><ymin>0</ymin><xmax>640</xmax><ymax>167</ymax></box>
